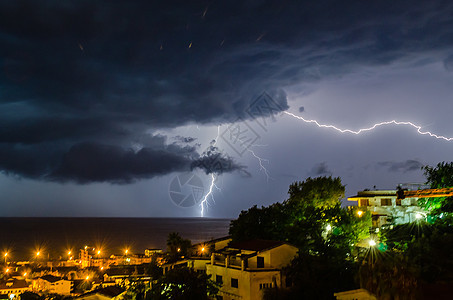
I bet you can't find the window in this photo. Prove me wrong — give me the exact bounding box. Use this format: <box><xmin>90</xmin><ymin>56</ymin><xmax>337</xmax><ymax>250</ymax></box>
<box><xmin>381</xmin><ymin>198</ymin><xmax>392</xmax><ymax>206</ymax></box>
<box><xmin>359</xmin><ymin>199</ymin><xmax>369</xmax><ymax>206</ymax></box>
<box><xmin>216</xmin><ymin>275</ymin><xmax>223</xmax><ymax>284</ymax></box>
<box><xmin>231</xmin><ymin>278</ymin><xmax>238</xmax><ymax>288</ymax></box>
<box><xmin>257</xmin><ymin>256</ymin><xmax>264</xmax><ymax>268</ymax></box>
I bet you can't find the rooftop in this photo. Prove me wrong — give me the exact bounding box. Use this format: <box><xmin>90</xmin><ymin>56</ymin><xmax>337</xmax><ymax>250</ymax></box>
<box><xmin>228</xmin><ymin>239</ymin><xmax>286</xmax><ymax>252</ymax></box>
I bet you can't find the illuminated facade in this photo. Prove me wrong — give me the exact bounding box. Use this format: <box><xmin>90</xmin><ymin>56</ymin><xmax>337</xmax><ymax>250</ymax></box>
<box><xmin>205</xmin><ymin>240</ymin><xmax>298</xmax><ymax>300</ymax></box>
<box><xmin>32</xmin><ymin>275</ymin><xmax>72</xmax><ymax>295</ymax></box>
<box><xmin>0</xmin><ymin>279</ymin><xmax>31</xmax><ymax>298</ymax></box>
<box><xmin>348</xmin><ymin>189</ymin><xmax>424</xmax><ymax>227</ymax></box>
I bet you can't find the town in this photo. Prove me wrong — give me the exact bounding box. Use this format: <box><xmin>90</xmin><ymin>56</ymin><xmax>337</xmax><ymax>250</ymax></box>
<box><xmin>2</xmin><ymin>170</ymin><xmax>452</xmax><ymax>300</ymax></box>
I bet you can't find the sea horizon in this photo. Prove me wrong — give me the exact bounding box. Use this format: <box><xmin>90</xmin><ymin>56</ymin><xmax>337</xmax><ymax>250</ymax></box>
<box><xmin>0</xmin><ymin>217</ymin><xmax>231</xmax><ymax>261</ymax></box>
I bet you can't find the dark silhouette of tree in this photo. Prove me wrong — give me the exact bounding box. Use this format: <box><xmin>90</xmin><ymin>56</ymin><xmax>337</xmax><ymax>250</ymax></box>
<box><xmin>149</xmin><ymin>267</ymin><xmax>219</xmax><ymax>300</ymax></box>
<box><xmin>165</xmin><ymin>232</ymin><xmax>191</xmax><ymax>263</ymax></box>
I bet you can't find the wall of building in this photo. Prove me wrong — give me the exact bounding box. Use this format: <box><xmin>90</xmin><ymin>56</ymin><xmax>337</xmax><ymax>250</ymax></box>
<box><xmin>206</xmin><ymin>264</ymin><xmax>281</xmax><ymax>300</ymax></box>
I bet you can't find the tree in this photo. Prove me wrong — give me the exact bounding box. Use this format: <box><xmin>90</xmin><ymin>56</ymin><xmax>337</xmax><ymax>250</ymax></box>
<box><xmin>230</xmin><ymin>176</ymin><xmax>372</xmax><ymax>298</ymax></box>
<box><xmin>166</xmin><ymin>232</ymin><xmax>191</xmax><ymax>263</ymax></box>
<box><xmin>149</xmin><ymin>267</ymin><xmax>219</xmax><ymax>300</ymax></box>
<box><xmin>420</xmin><ymin>162</ymin><xmax>453</xmax><ymax>214</ymax></box>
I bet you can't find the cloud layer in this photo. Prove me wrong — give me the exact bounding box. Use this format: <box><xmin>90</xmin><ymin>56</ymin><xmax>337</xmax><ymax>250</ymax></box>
<box><xmin>1</xmin><ymin>1</ymin><xmax>453</xmax><ymax>183</ymax></box>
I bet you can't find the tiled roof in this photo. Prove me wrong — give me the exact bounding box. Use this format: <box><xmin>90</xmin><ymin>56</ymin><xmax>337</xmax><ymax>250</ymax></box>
<box><xmin>228</xmin><ymin>239</ymin><xmax>286</xmax><ymax>252</ymax></box>
<box><xmin>40</xmin><ymin>275</ymin><xmax>64</xmax><ymax>283</ymax></box>
<box><xmin>0</xmin><ymin>279</ymin><xmax>30</xmax><ymax>289</ymax></box>
<box><xmin>78</xmin><ymin>286</ymin><xmax>125</xmax><ymax>299</ymax></box>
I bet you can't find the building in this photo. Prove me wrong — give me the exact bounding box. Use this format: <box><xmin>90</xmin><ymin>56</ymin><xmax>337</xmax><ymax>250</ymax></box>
<box><xmin>206</xmin><ymin>240</ymin><xmax>298</xmax><ymax>300</ymax></box>
<box><xmin>189</xmin><ymin>236</ymin><xmax>233</xmax><ymax>273</ymax></box>
<box><xmin>334</xmin><ymin>288</ymin><xmax>377</xmax><ymax>300</ymax></box>
<box><xmin>0</xmin><ymin>279</ymin><xmax>31</xmax><ymax>298</ymax></box>
<box><xmin>33</xmin><ymin>275</ymin><xmax>73</xmax><ymax>295</ymax></box>
<box><xmin>144</xmin><ymin>249</ymin><xmax>162</xmax><ymax>257</ymax></box>
<box><xmin>77</xmin><ymin>286</ymin><xmax>125</xmax><ymax>300</ymax></box>
<box><xmin>348</xmin><ymin>189</ymin><xmax>424</xmax><ymax>227</ymax></box>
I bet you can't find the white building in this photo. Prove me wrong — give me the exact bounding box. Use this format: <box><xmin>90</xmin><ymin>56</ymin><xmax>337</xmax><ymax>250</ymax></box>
<box><xmin>0</xmin><ymin>279</ymin><xmax>31</xmax><ymax>299</ymax></box>
<box><xmin>334</xmin><ymin>288</ymin><xmax>377</xmax><ymax>300</ymax></box>
<box><xmin>348</xmin><ymin>189</ymin><xmax>424</xmax><ymax>227</ymax></box>
<box><xmin>206</xmin><ymin>240</ymin><xmax>298</xmax><ymax>300</ymax></box>
<box><xmin>33</xmin><ymin>275</ymin><xmax>72</xmax><ymax>295</ymax></box>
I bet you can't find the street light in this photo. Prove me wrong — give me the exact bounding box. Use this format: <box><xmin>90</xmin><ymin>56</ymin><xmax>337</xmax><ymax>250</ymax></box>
<box><xmin>357</xmin><ymin>210</ymin><xmax>364</xmax><ymax>217</ymax></box>
<box><xmin>4</xmin><ymin>253</ymin><xmax>7</xmax><ymax>264</ymax></box>
<box><xmin>125</xmin><ymin>249</ymin><xmax>129</xmax><ymax>255</ymax></box>
<box><xmin>369</xmin><ymin>240</ymin><xmax>376</xmax><ymax>247</ymax></box>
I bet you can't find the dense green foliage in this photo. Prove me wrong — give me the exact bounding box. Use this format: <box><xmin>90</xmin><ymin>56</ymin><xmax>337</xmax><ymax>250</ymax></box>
<box><xmin>419</xmin><ymin>162</ymin><xmax>453</xmax><ymax>215</ymax></box>
<box><xmin>230</xmin><ymin>176</ymin><xmax>370</xmax><ymax>256</ymax></box>
<box><xmin>357</xmin><ymin>162</ymin><xmax>453</xmax><ymax>299</ymax></box>
<box><xmin>231</xmin><ymin>176</ymin><xmax>371</xmax><ymax>299</ymax></box>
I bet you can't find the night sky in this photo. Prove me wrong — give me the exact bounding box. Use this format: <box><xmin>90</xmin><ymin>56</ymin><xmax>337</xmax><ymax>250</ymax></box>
<box><xmin>1</xmin><ymin>0</ymin><xmax>453</xmax><ymax>217</ymax></box>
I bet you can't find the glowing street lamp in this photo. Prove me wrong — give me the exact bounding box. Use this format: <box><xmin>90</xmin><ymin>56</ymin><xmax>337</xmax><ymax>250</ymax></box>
<box><xmin>124</xmin><ymin>249</ymin><xmax>129</xmax><ymax>255</ymax></box>
<box><xmin>177</xmin><ymin>248</ymin><xmax>181</xmax><ymax>252</ymax></box>
<box><xmin>357</xmin><ymin>210</ymin><xmax>363</xmax><ymax>217</ymax></box>
<box><xmin>36</xmin><ymin>251</ymin><xmax>41</xmax><ymax>257</ymax></box>
<box><xmin>369</xmin><ymin>239</ymin><xmax>376</xmax><ymax>247</ymax></box>
<box><xmin>4</xmin><ymin>253</ymin><xmax>7</xmax><ymax>264</ymax></box>
<box><xmin>415</xmin><ymin>213</ymin><xmax>424</xmax><ymax>220</ymax></box>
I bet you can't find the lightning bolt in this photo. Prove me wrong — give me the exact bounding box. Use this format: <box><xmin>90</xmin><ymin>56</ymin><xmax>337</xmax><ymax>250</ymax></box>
<box><xmin>200</xmin><ymin>126</ymin><xmax>222</xmax><ymax>217</ymax></box>
<box><xmin>284</xmin><ymin>111</ymin><xmax>453</xmax><ymax>141</ymax></box>
<box><xmin>200</xmin><ymin>173</ymin><xmax>221</xmax><ymax>217</ymax></box>
<box><xmin>247</xmin><ymin>148</ymin><xmax>271</xmax><ymax>181</ymax></box>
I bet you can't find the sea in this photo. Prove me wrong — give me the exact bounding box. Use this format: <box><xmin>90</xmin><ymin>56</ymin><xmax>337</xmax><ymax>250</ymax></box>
<box><xmin>0</xmin><ymin>218</ymin><xmax>231</xmax><ymax>261</ymax></box>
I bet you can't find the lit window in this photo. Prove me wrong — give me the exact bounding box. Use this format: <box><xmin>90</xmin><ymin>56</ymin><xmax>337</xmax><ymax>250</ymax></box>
<box><xmin>359</xmin><ymin>199</ymin><xmax>369</xmax><ymax>206</ymax></box>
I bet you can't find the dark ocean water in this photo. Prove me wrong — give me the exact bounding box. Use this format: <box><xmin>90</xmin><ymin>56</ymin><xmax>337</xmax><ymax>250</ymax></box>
<box><xmin>0</xmin><ymin>218</ymin><xmax>231</xmax><ymax>261</ymax></box>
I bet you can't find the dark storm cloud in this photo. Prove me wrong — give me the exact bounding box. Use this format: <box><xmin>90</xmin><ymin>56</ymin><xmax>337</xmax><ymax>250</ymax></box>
<box><xmin>309</xmin><ymin>162</ymin><xmax>332</xmax><ymax>176</ymax></box>
<box><xmin>49</xmin><ymin>143</ymin><xmax>193</xmax><ymax>184</ymax></box>
<box><xmin>1</xmin><ymin>0</ymin><xmax>453</xmax><ymax>183</ymax></box>
<box><xmin>0</xmin><ymin>135</ymin><xmax>244</xmax><ymax>183</ymax></box>
<box><xmin>191</xmin><ymin>144</ymin><xmax>248</xmax><ymax>176</ymax></box>
<box><xmin>377</xmin><ymin>160</ymin><xmax>423</xmax><ymax>173</ymax></box>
